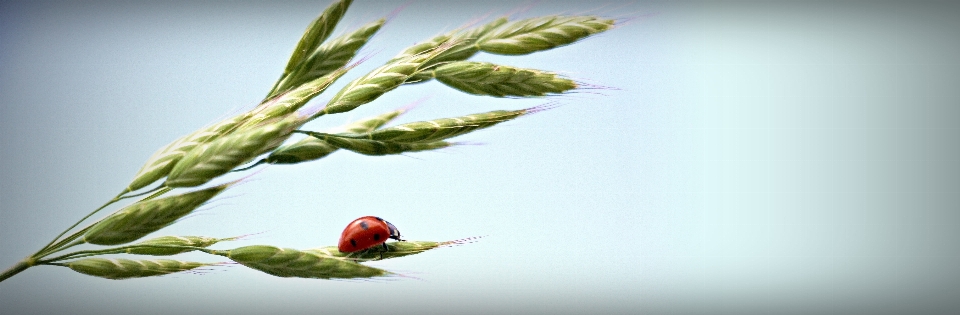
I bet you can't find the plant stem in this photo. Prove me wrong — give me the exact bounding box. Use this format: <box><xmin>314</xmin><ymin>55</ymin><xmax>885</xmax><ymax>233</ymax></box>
<box><xmin>0</xmin><ymin>259</ymin><xmax>33</xmax><ymax>283</ymax></box>
<box><xmin>39</xmin><ymin>245</ymin><xmax>211</xmax><ymax>264</ymax></box>
<box><xmin>38</xmin><ymin>194</ymin><xmax>124</xmax><ymax>254</ymax></box>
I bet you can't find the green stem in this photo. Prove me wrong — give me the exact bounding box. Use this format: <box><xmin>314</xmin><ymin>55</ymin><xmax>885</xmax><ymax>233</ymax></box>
<box><xmin>39</xmin><ymin>245</ymin><xmax>214</xmax><ymax>264</ymax></box>
<box><xmin>38</xmin><ymin>239</ymin><xmax>86</xmax><ymax>258</ymax></box>
<box><xmin>36</xmin><ymin>187</ymin><xmax>172</xmax><ymax>259</ymax></box>
<box><xmin>38</xmin><ymin>194</ymin><xmax>123</xmax><ymax>254</ymax></box>
<box><xmin>0</xmin><ymin>259</ymin><xmax>33</xmax><ymax>283</ymax></box>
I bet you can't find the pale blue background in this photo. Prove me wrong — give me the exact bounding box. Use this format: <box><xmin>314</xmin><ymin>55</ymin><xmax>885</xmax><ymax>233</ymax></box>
<box><xmin>1</xmin><ymin>1</ymin><xmax>958</xmax><ymax>314</ymax></box>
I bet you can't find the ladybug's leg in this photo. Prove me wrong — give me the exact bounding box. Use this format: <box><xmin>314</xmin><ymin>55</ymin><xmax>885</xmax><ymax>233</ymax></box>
<box><xmin>375</xmin><ymin>242</ymin><xmax>388</xmax><ymax>260</ymax></box>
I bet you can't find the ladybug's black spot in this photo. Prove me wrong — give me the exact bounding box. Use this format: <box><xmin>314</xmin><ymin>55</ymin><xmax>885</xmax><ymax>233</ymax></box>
<box><xmin>350</xmin><ymin>239</ymin><xmax>357</xmax><ymax>247</ymax></box>
<box><xmin>373</xmin><ymin>233</ymin><xmax>381</xmax><ymax>241</ymax></box>
<box><xmin>359</xmin><ymin>222</ymin><xmax>369</xmax><ymax>230</ymax></box>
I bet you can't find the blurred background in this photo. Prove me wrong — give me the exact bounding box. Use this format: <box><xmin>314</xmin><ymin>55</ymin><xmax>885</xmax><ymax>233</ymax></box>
<box><xmin>1</xmin><ymin>1</ymin><xmax>958</xmax><ymax>314</ymax></box>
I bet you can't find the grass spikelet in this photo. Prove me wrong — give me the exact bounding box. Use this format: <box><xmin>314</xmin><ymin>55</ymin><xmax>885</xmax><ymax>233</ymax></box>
<box><xmin>213</xmin><ymin>245</ymin><xmax>388</xmax><ymax>279</ymax></box>
<box><xmin>402</xmin><ymin>17</ymin><xmax>509</xmax><ymax>83</ymax></box>
<box><xmin>125</xmin><ymin>235</ymin><xmax>232</xmax><ymax>256</ymax></box>
<box><xmin>479</xmin><ymin>15</ymin><xmax>614</xmax><ymax>55</ymax></box>
<box><xmin>432</xmin><ymin>61</ymin><xmax>577</xmax><ymax>97</ymax></box>
<box><xmin>61</xmin><ymin>258</ymin><xmax>214</xmax><ymax>280</ymax></box>
<box><xmin>165</xmin><ymin>115</ymin><xmax>304</xmax><ymax>188</ymax></box>
<box><xmin>321</xmin><ymin>43</ymin><xmax>453</xmax><ymax>116</ymax></box>
<box><xmin>270</xmin><ymin>19</ymin><xmax>384</xmax><ymax>99</ymax></box>
<box><xmin>83</xmin><ymin>183</ymin><xmax>232</xmax><ymax>245</ymax></box>
<box><xmin>238</xmin><ymin>67</ymin><xmax>350</xmax><ymax>131</ymax></box>
<box><xmin>124</xmin><ymin>113</ymin><xmax>249</xmax><ymax>193</ymax></box>
<box><xmin>266</xmin><ymin>107</ymin><xmax>407</xmax><ymax>164</ymax></box>
<box><xmin>271</xmin><ymin>0</ymin><xmax>353</xmax><ymax>98</ymax></box>
<box><xmin>329</xmin><ymin>106</ymin><xmax>546</xmax><ymax>144</ymax></box>
<box><xmin>299</xmin><ymin>132</ymin><xmax>455</xmax><ymax>156</ymax></box>
<box><xmin>316</xmin><ymin>240</ymin><xmax>441</xmax><ymax>261</ymax></box>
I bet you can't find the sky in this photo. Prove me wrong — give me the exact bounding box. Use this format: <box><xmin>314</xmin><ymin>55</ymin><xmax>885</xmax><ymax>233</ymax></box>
<box><xmin>1</xmin><ymin>1</ymin><xmax>958</xmax><ymax>314</ymax></box>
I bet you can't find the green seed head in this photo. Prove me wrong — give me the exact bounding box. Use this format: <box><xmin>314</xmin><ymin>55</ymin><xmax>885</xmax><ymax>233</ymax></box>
<box><xmin>308</xmin><ymin>133</ymin><xmax>455</xmax><ymax>156</ymax></box>
<box><xmin>124</xmin><ymin>113</ymin><xmax>249</xmax><ymax>193</ymax></box>
<box><xmin>165</xmin><ymin>115</ymin><xmax>303</xmax><ymax>188</ymax></box>
<box><xmin>64</xmin><ymin>258</ymin><xmax>214</xmax><ymax>280</ymax></box>
<box><xmin>333</xmin><ymin>106</ymin><xmax>547</xmax><ymax>144</ymax></box>
<box><xmin>125</xmin><ymin>235</ymin><xmax>228</xmax><ymax>256</ymax></box>
<box><xmin>479</xmin><ymin>16</ymin><xmax>615</xmax><ymax>55</ymax></box>
<box><xmin>322</xmin><ymin>43</ymin><xmax>452</xmax><ymax>116</ymax></box>
<box><xmin>270</xmin><ymin>19</ymin><xmax>384</xmax><ymax>99</ymax></box>
<box><xmin>401</xmin><ymin>17</ymin><xmax>510</xmax><ymax>83</ymax></box>
<box><xmin>278</xmin><ymin>0</ymin><xmax>352</xmax><ymax>82</ymax></box>
<box><xmin>266</xmin><ymin>107</ymin><xmax>407</xmax><ymax>164</ymax></box>
<box><xmin>432</xmin><ymin>61</ymin><xmax>576</xmax><ymax>97</ymax></box>
<box><xmin>240</xmin><ymin>67</ymin><xmax>349</xmax><ymax>131</ymax></box>
<box><xmin>316</xmin><ymin>240</ymin><xmax>441</xmax><ymax>261</ymax></box>
<box><xmin>84</xmin><ymin>183</ymin><xmax>231</xmax><ymax>245</ymax></box>
<box><xmin>215</xmin><ymin>245</ymin><xmax>388</xmax><ymax>279</ymax></box>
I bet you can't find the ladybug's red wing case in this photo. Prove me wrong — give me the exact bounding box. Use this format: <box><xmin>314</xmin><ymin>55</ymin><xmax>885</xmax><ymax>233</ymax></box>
<box><xmin>338</xmin><ymin>216</ymin><xmax>403</xmax><ymax>253</ymax></box>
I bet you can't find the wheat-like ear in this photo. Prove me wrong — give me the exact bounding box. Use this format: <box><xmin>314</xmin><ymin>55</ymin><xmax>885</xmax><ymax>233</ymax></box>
<box><xmin>270</xmin><ymin>19</ymin><xmax>384</xmax><ymax>99</ymax></box>
<box><xmin>270</xmin><ymin>0</ymin><xmax>353</xmax><ymax>98</ymax></box>
<box><xmin>164</xmin><ymin>115</ymin><xmax>304</xmax><ymax>188</ymax></box>
<box><xmin>124</xmin><ymin>113</ymin><xmax>250</xmax><ymax>194</ymax></box>
<box><xmin>124</xmin><ymin>236</ymin><xmax>235</xmax><ymax>256</ymax></box>
<box><xmin>320</xmin><ymin>43</ymin><xmax>454</xmax><ymax>116</ymax></box>
<box><xmin>479</xmin><ymin>16</ymin><xmax>614</xmax><ymax>55</ymax></box>
<box><xmin>431</xmin><ymin>61</ymin><xmax>577</xmax><ymax>97</ymax></box>
<box><xmin>316</xmin><ymin>240</ymin><xmax>451</xmax><ymax>261</ymax></box>
<box><xmin>83</xmin><ymin>183</ymin><xmax>232</xmax><ymax>246</ymax></box>
<box><xmin>58</xmin><ymin>258</ymin><xmax>215</xmax><ymax>280</ymax></box>
<box><xmin>328</xmin><ymin>105</ymin><xmax>550</xmax><ymax>144</ymax></box>
<box><xmin>302</xmin><ymin>135</ymin><xmax>456</xmax><ymax>156</ymax></box>
<box><xmin>266</xmin><ymin>106</ymin><xmax>408</xmax><ymax>164</ymax></box>
<box><xmin>392</xmin><ymin>17</ymin><xmax>508</xmax><ymax>66</ymax></box>
<box><xmin>211</xmin><ymin>245</ymin><xmax>388</xmax><ymax>279</ymax></box>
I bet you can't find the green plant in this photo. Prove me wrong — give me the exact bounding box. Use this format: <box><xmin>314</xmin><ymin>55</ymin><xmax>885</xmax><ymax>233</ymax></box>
<box><xmin>0</xmin><ymin>0</ymin><xmax>614</xmax><ymax>282</ymax></box>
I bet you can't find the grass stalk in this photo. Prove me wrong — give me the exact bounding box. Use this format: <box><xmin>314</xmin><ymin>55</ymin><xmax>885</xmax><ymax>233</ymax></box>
<box><xmin>0</xmin><ymin>1</ymin><xmax>615</xmax><ymax>284</ymax></box>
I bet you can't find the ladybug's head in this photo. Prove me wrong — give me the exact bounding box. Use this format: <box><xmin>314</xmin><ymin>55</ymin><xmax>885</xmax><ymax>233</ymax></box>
<box><xmin>383</xmin><ymin>220</ymin><xmax>403</xmax><ymax>241</ymax></box>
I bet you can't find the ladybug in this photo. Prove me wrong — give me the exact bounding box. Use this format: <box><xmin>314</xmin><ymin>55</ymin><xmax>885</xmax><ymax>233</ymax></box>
<box><xmin>338</xmin><ymin>216</ymin><xmax>404</xmax><ymax>253</ymax></box>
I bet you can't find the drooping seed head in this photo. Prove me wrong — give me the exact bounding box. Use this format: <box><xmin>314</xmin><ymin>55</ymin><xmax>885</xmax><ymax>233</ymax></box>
<box><xmin>304</xmin><ymin>132</ymin><xmax>455</xmax><ymax>156</ymax></box>
<box><xmin>124</xmin><ymin>112</ymin><xmax>249</xmax><ymax>193</ymax></box>
<box><xmin>165</xmin><ymin>114</ymin><xmax>304</xmax><ymax>188</ymax></box>
<box><xmin>84</xmin><ymin>183</ymin><xmax>231</xmax><ymax>245</ymax></box>
<box><xmin>333</xmin><ymin>106</ymin><xmax>545</xmax><ymax>144</ymax></box>
<box><xmin>266</xmin><ymin>107</ymin><xmax>407</xmax><ymax>164</ymax></box>
<box><xmin>239</xmin><ymin>67</ymin><xmax>349</xmax><ymax>131</ymax></box>
<box><xmin>321</xmin><ymin>43</ymin><xmax>453</xmax><ymax>116</ymax></box>
<box><xmin>316</xmin><ymin>240</ymin><xmax>442</xmax><ymax>261</ymax></box>
<box><xmin>64</xmin><ymin>258</ymin><xmax>214</xmax><ymax>280</ymax></box>
<box><xmin>400</xmin><ymin>17</ymin><xmax>510</xmax><ymax>83</ymax></box>
<box><xmin>269</xmin><ymin>19</ymin><xmax>384</xmax><ymax>99</ymax></box>
<box><xmin>213</xmin><ymin>245</ymin><xmax>388</xmax><ymax>279</ymax></box>
<box><xmin>125</xmin><ymin>235</ymin><xmax>229</xmax><ymax>256</ymax></box>
<box><xmin>278</xmin><ymin>0</ymin><xmax>352</xmax><ymax>83</ymax></box>
<box><xmin>479</xmin><ymin>15</ymin><xmax>615</xmax><ymax>55</ymax></box>
<box><xmin>432</xmin><ymin>61</ymin><xmax>577</xmax><ymax>97</ymax></box>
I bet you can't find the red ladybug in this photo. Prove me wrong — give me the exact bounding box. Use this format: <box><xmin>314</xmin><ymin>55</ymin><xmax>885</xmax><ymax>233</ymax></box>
<box><xmin>338</xmin><ymin>216</ymin><xmax>403</xmax><ymax>253</ymax></box>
